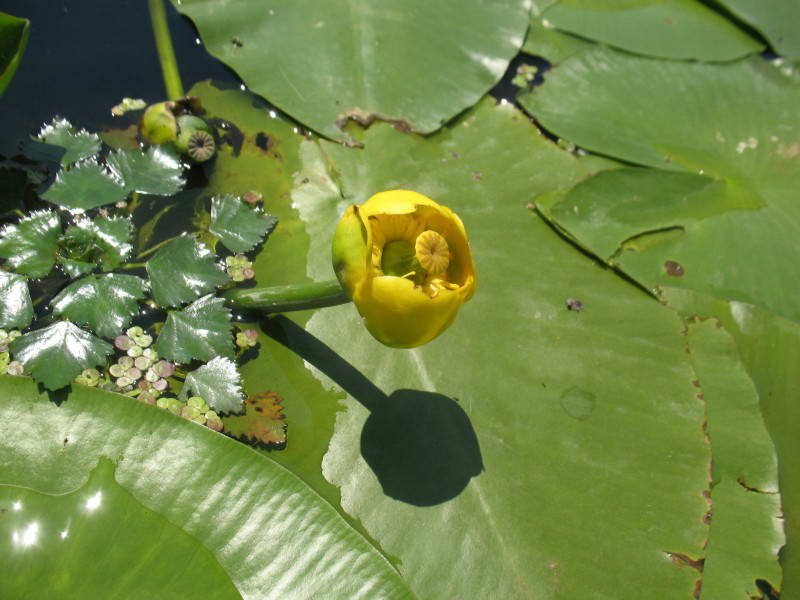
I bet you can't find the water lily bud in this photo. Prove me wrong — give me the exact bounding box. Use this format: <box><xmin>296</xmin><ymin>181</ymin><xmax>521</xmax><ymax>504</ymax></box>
<box><xmin>332</xmin><ymin>190</ymin><xmax>476</xmax><ymax>348</ymax></box>
<box><xmin>139</xmin><ymin>101</ymin><xmax>178</xmax><ymax>145</ymax></box>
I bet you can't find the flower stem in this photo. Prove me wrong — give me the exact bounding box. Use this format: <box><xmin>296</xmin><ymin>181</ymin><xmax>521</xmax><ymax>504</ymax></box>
<box><xmin>223</xmin><ymin>280</ymin><xmax>350</xmax><ymax>314</ymax></box>
<box><xmin>148</xmin><ymin>0</ymin><xmax>184</xmax><ymax>100</ymax></box>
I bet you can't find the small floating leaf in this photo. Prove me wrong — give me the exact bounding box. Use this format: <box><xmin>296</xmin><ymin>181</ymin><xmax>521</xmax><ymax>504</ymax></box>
<box><xmin>0</xmin><ymin>271</ymin><xmax>32</xmax><ymax>329</ymax></box>
<box><xmin>106</xmin><ymin>146</ymin><xmax>185</xmax><ymax>196</ymax></box>
<box><xmin>209</xmin><ymin>194</ymin><xmax>277</xmax><ymax>253</ymax></box>
<box><xmin>180</xmin><ymin>356</ymin><xmax>244</xmax><ymax>414</ymax></box>
<box><xmin>10</xmin><ymin>320</ymin><xmax>113</xmax><ymax>390</ymax></box>
<box><xmin>223</xmin><ymin>391</ymin><xmax>286</xmax><ymax>449</ymax></box>
<box><xmin>41</xmin><ymin>159</ymin><xmax>127</xmax><ymax>211</ymax></box>
<box><xmin>0</xmin><ymin>209</ymin><xmax>61</xmax><ymax>277</ymax></box>
<box><xmin>36</xmin><ymin>117</ymin><xmax>101</xmax><ymax>166</ymax></box>
<box><xmin>155</xmin><ymin>294</ymin><xmax>234</xmax><ymax>363</ymax></box>
<box><xmin>146</xmin><ymin>235</ymin><xmax>229</xmax><ymax>308</ymax></box>
<box><xmin>55</xmin><ymin>217</ymin><xmax>132</xmax><ymax>277</ymax></box>
<box><xmin>51</xmin><ymin>274</ymin><xmax>148</xmax><ymax>339</ymax></box>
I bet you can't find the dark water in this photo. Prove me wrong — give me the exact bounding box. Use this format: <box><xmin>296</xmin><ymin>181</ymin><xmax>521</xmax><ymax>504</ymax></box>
<box><xmin>0</xmin><ymin>0</ymin><xmax>241</xmax><ymax>157</ymax></box>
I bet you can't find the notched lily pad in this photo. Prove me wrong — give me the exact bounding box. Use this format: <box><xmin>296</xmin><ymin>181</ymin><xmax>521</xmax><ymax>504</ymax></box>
<box><xmin>0</xmin><ymin>209</ymin><xmax>61</xmax><ymax>277</ymax></box>
<box><xmin>209</xmin><ymin>194</ymin><xmax>277</xmax><ymax>253</ymax></box>
<box><xmin>223</xmin><ymin>391</ymin><xmax>286</xmax><ymax>449</ymax></box>
<box><xmin>41</xmin><ymin>158</ymin><xmax>127</xmax><ymax>211</ymax></box>
<box><xmin>10</xmin><ymin>320</ymin><xmax>113</xmax><ymax>390</ymax></box>
<box><xmin>0</xmin><ymin>271</ymin><xmax>33</xmax><ymax>329</ymax></box>
<box><xmin>106</xmin><ymin>146</ymin><xmax>185</xmax><ymax>196</ymax></box>
<box><xmin>146</xmin><ymin>235</ymin><xmax>229</xmax><ymax>308</ymax></box>
<box><xmin>155</xmin><ymin>294</ymin><xmax>234</xmax><ymax>363</ymax></box>
<box><xmin>51</xmin><ymin>274</ymin><xmax>148</xmax><ymax>339</ymax></box>
<box><xmin>180</xmin><ymin>356</ymin><xmax>244</xmax><ymax>414</ymax></box>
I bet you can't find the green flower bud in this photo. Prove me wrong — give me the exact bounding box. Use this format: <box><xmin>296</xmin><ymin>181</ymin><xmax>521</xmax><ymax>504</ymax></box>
<box><xmin>139</xmin><ymin>102</ymin><xmax>178</xmax><ymax>145</ymax></box>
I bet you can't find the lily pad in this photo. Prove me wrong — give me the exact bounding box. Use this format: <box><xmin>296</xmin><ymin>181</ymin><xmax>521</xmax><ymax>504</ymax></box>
<box><xmin>0</xmin><ymin>12</ymin><xmax>29</xmax><ymax>96</ymax></box>
<box><xmin>172</xmin><ymin>0</ymin><xmax>530</xmax><ymax>140</ymax></box>
<box><xmin>663</xmin><ymin>288</ymin><xmax>800</xmax><ymax>597</ymax></box>
<box><xmin>209</xmin><ymin>194</ymin><xmax>277</xmax><ymax>253</ymax></box>
<box><xmin>10</xmin><ymin>321</ymin><xmax>112</xmax><ymax>390</ymax></box>
<box><xmin>146</xmin><ymin>234</ymin><xmax>229</xmax><ymax>308</ymax></box>
<box><xmin>520</xmin><ymin>47</ymin><xmax>800</xmax><ymax>323</ymax></box>
<box><xmin>41</xmin><ymin>159</ymin><xmax>127</xmax><ymax>212</ymax></box>
<box><xmin>0</xmin><ymin>271</ymin><xmax>32</xmax><ymax>329</ymax></box>
<box><xmin>106</xmin><ymin>146</ymin><xmax>185</xmax><ymax>196</ymax></box>
<box><xmin>180</xmin><ymin>356</ymin><xmax>244</xmax><ymax>414</ymax></box>
<box><xmin>51</xmin><ymin>274</ymin><xmax>148</xmax><ymax>339</ymax></box>
<box><xmin>717</xmin><ymin>0</ymin><xmax>800</xmax><ymax>59</ymax></box>
<box><xmin>541</xmin><ymin>0</ymin><xmax>763</xmax><ymax>61</ymax></box>
<box><xmin>0</xmin><ymin>377</ymin><xmax>414</xmax><ymax>598</ymax></box>
<box><xmin>0</xmin><ymin>458</ymin><xmax>239</xmax><ymax>598</ymax></box>
<box><xmin>686</xmin><ymin>319</ymin><xmax>782</xmax><ymax>598</ymax></box>
<box><xmin>0</xmin><ymin>209</ymin><xmax>61</xmax><ymax>277</ymax></box>
<box><xmin>156</xmin><ymin>294</ymin><xmax>234</xmax><ymax>363</ymax></box>
<box><xmin>35</xmin><ymin>118</ymin><xmax>101</xmax><ymax>166</ymax></box>
<box><xmin>226</xmin><ymin>92</ymin><xmax>778</xmax><ymax>597</ymax></box>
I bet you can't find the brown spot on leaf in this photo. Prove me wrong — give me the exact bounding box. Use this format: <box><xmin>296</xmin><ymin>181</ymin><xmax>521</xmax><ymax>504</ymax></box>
<box><xmin>664</xmin><ymin>260</ymin><xmax>684</xmax><ymax>277</ymax></box>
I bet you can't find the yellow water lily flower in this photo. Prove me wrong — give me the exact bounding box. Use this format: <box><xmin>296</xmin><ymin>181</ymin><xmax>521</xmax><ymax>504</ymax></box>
<box><xmin>332</xmin><ymin>190</ymin><xmax>476</xmax><ymax>348</ymax></box>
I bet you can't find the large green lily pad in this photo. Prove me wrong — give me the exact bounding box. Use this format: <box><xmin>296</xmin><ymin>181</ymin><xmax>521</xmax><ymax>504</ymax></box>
<box><xmin>0</xmin><ymin>377</ymin><xmax>414</xmax><ymax>598</ymax></box>
<box><xmin>663</xmin><ymin>288</ymin><xmax>800</xmax><ymax>598</ymax></box>
<box><xmin>0</xmin><ymin>458</ymin><xmax>240</xmax><ymax>598</ymax></box>
<box><xmin>540</xmin><ymin>0</ymin><xmax>762</xmax><ymax>61</ymax></box>
<box><xmin>520</xmin><ymin>47</ymin><xmax>800</xmax><ymax>324</ymax></box>
<box><xmin>187</xmin><ymin>80</ymin><xmax>784</xmax><ymax>597</ymax></box>
<box><xmin>686</xmin><ymin>319</ymin><xmax>782</xmax><ymax>598</ymax></box>
<box><xmin>172</xmin><ymin>0</ymin><xmax>530</xmax><ymax>140</ymax></box>
<box><xmin>717</xmin><ymin>0</ymin><xmax>800</xmax><ymax>59</ymax></box>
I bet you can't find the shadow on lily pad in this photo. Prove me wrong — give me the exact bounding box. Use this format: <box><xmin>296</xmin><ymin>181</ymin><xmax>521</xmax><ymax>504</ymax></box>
<box><xmin>263</xmin><ymin>315</ymin><xmax>484</xmax><ymax>507</ymax></box>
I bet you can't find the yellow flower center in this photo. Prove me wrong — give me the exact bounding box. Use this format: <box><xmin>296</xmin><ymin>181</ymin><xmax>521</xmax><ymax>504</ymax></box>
<box><xmin>415</xmin><ymin>230</ymin><xmax>450</xmax><ymax>274</ymax></box>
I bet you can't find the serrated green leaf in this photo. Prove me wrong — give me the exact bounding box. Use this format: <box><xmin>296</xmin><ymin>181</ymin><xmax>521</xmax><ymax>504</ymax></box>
<box><xmin>10</xmin><ymin>321</ymin><xmax>112</xmax><ymax>390</ymax></box>
<box><xmin>41</xmin><ymin>159</ymin><xmax>127</xmax><ymax>211</ymax></box>
<box><xmin>51</xmin><ymin>274</ymin><xmax>148</xmax><ymax>339</ymax></box>
<box><xmin>156</xmin><ymin>294</ymin><xmax>233</xmax><ymax>363</ymax></box>
<box><xmin>209</xmin><ymin>194</ymin><xmax>277</xmax><ymax>253</ymax></box>
<box><xmin>36</xmin><ymin>118</ymin><xmax>101</xmax><ymax>166</ymax></box>
<box><xmin>146</xmin><ymin>235</ymin><xmax>229</xmax><ymax>308</ymax></box>
<box><xmin>77</xmin><ymin>215</ymin><xmax>133</xmax><ymax>271</ymax></box>
<box><xmin>0</xmin><ymin>210</ymin><xmax>61</xmax><ymax>277</ymax></box>
<box><xmin>106</xmin><ymin>146</ymin><xmax>185</xmax><ymax>196</ymax></box>
<box><xmin>180</xmin><ymin>356</ymin><xmax>244</xmax><ymax>414</ymax></box>
<box><xmin>0</xmin><ymin>271</ymin><xmax>32</xmax><ymax>329</ymax></box>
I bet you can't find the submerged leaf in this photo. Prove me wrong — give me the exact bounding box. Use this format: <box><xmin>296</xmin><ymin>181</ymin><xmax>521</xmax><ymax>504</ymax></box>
<box><xmin>10</xmin><ymin>320</ymin><xmax>113</xmax><ymax>390</ymax></box>
<box><xmin>106</xmin><ymin>146</ymin><xmax>185</xmax><ymax>196</ymax></box>
<box><xmin>146</xmin><ymin>235</ymin><xmax>229</xmax><ymax>308</ymax></box>
<box><xmin>35</xmin><ymin>117</ymin><xmax>101</xmax><ymax>165</ymax></box>
<box><xmin>0</xmin><ymin>209</ymin><xmax>61</xmax><ymax>277</ymax></box>
<box><xmin>180</xmin><ymin>356</ymin><xmax>244</xmax><ymax>414</ymax></box>
<box><xmin>0</xmin><ymin>271</ymin><xmax>32</xmax><ymax>329</ymax></box>
<box><xmin>209</xmin><ymin>194</ymin><xmax>277</xmax><ymax>253</ymax></box>
<box><xmin>223</xmin><ymin>391</ymin><xmax>286</xmax><ymax>449</ymax></box>
<box><xmin>155</xmin><ymin>294</ymin><xmax>233</xmax><ymax>363</ymax></box>
<box><xmin>41</xmin><ymin>159</ymin><xmax>127</xmax><ymax>211</ymax></box>
<box><xmin>51</xmin><ymin>274</ymin><xmax>148</xmax><ymax>339</ymax></box>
